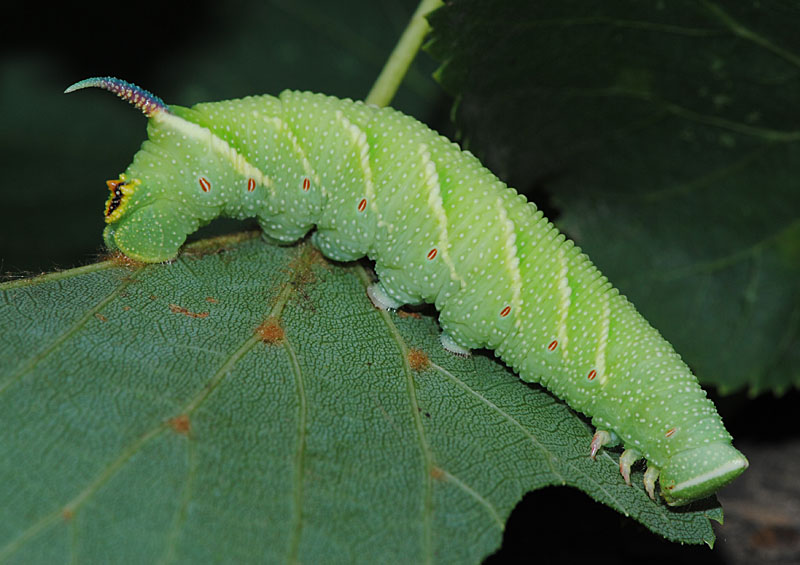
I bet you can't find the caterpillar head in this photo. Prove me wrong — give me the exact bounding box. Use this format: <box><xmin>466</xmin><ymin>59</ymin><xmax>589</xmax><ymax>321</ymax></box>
<box><xmin>100</xmin><ymin>178</ymin><xmax>197</xmax><ymax>264</ymax></box>
<box><xmin>67</xmin><ymin>77</ymin><xmax>199</xmax><ymax>263</ymax></box>
<box><xmin>659</xmin><ymin>442</ymin><xmax>748</xmax><ymax>506</ymax></box>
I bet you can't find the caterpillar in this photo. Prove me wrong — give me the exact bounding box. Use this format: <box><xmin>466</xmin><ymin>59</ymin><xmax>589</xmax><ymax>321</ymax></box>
<box><xmin>66</xmin><ymin>77</ymin><xmax>748</xmax><ymax>506</ymax></box>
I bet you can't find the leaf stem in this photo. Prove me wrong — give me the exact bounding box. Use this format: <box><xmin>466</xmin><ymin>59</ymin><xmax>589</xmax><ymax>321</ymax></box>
<box><xmin>365</xmin><ymin>0</ymin><xmax>444</xmax><ymax>107</ymax></box>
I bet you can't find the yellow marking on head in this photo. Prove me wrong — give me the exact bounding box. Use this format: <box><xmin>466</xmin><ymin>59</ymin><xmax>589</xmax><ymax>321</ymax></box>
<box><xmin>104</xmin><ymin>174</ymin><xmax>140</xmax><ymax>223</ymax></box>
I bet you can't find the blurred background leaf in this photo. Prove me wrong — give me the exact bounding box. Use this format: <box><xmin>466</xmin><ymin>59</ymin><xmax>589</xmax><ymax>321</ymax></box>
<box><xmin>426</xmin><ymin>0</ymin><xmax>800</xmax><ymax>395</ymax></box>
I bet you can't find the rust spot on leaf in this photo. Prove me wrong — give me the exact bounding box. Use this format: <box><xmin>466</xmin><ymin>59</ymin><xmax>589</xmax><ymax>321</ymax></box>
<box><xmin>205</xmin><ymin>296</ymin><xmax>218</xmax><ymax>303</ymax></box>
<box><xmin>168</xmin><ymin>414</ymin><xmax>191</xmax><ymax>435</ymax></box>
<box><xmin>257</xmin><ymin>317</ymin><xmax>285</xmax><ymax>344</ymax></box>
<box><xmin>169</xmin><ymin>304</ymin><xmax>209</xmax><ymax>319</ymax></box>
<box><xmin>62</xmin><ymin>508</ymin><xmax>74</xmax><ymax>521</ymax></box>
<box><xmin>407</xmin><ymin>348</ymin><xmax>429</xmax><ymax>371</ymax></box>
<box><xmin>94</xmin><ymin>313</ymin><xmax>108</xmax><ymax>322</ymax></box>
<box><xmin>430</xmin><ymin>466</ymin><xmax>445</xmax><ymax>480</ymax></box>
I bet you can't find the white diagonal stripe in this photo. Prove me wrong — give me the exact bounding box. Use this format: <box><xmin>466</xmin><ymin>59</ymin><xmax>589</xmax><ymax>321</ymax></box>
<box><xmin>156</xmin><ymin>111</ymin><xmax>273</xmax><ymax>189</ymax></box>
<box><xmin>556</xmin><ymin>245</ymin><xmax>571</xmax><ymax>360</ymax></box>
<box><xmin>496</xmin><ymin>195</ymin><xmax>523</xmax><ymax>329</ymax></box>
<box><xmin>419</xmin><ymin>144</ymin><xmax>463</xmax><ymax>286</ymax></box>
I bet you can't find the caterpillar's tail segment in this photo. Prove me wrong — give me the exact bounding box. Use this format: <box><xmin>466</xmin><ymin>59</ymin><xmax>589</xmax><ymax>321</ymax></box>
<box><xmin>592</xmin><ymin>434</ymin><xmax>747</xmax><ymax>505</ymax></box>
<box><xmin>65</xmin><ymin>77</ymin><xmax>169</xmax><ymax>117</ymax></box>
<box><xmin>659</xmin><ymin>443</ymin><xmax>749</xmax><ymax>506</ymax></box>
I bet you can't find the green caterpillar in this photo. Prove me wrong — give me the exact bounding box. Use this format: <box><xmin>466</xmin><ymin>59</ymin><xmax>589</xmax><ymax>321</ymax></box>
<box><xmin>66</xmin><ymin>77</ymin><xmax>747</xmax><ymax>506</ymax></box>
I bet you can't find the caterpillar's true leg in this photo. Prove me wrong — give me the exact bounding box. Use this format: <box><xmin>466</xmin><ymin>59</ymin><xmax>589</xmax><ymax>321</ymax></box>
<box><xmin>619</xmin><ymin>448</ymin><xmax>643</xmax><ymax>486</ymax></box>
<box><xmin>440</xmin><ymin>332</ymin><xmax>471</xmax><ymax>357</ymax></box>
<box><xmin>589</xmin><ymin>429</ymin><xmax>617</xmax><ymax>459</ymax></box>
<box><xmin>643</xmin><ymin>465</ymin><xmax>660</xmax><ymax>501</ymax></box>
<box><xmin>367</xmin><ymin>282</ymin><xmax>404</xmax><ymax>311</ymax></box>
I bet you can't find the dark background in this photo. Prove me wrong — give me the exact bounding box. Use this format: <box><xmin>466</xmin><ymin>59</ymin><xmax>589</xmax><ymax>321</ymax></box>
<box><xmin>1</xmin><ymin>2</ymin><xmax>797</xmax><ymax>563</ymax></box>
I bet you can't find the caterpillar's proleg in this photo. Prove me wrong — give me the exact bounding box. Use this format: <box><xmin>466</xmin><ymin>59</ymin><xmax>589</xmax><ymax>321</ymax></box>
<box><xmin>619</xmin><ymin>448</ymin><xmax>643</xmax><ymax>486</ymax></box>
<box><xmin>644</xmin><ymin>466</ymin><xmax>661</xmax><ymax>501</ymax></box>
<box><xmin>440</xmin><ymin>333</ymin><xmax>471</xmax><ymax>357</ymax></box>
<box><xmin>589</xmin><ymin>429</ymin><xmax>615</xmax><ymax>460</ymax></box>
<box><xmin>367</xmin><ymin>282</ymin><xmax>404</xmax><ymax>311</ymax></box>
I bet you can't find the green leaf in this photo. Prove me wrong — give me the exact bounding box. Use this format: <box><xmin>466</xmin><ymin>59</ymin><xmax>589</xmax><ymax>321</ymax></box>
<box><xmin>426</xmin><ymin>0</ymin><xmax>800</xmax><ymax>395</ymax></box>
<box><xmin>0</xmin><ymin>234</ymin><xmax>718</xmax><ymax>563</ymax></box>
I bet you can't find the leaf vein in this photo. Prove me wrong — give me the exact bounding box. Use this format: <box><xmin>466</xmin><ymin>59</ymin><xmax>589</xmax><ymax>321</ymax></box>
<box><xmin>0</xmin><ymin>269</ymin><xmax>146</xmax><ymax>397</ymax></box>
<box><xmin>356</xmin><ymin>265</ymin><xmax>435</xmax><ymax>564</ymax></box>
<box><xmin>438</xmin><ymin>468</ymin><xmax>504</xmax><ymax>530</ymax></box>
<box><xmin>428</xmin><ymin>361</ymin><xmax>633</xmax><ymax>514</ymax></box>
<box><xmin>158</xmin><ymin>439</ymin><xmax>198</xmax><ymax>565</ymax></box>
<box><xmin>285</xmin><ymin>336</ymin><xmax>307</xmax><ymax>564</ymax></box>
<box><xmin>702</xmin><ymin>0</ymin><xmax>800</xmax><ymax>69</ymax></box>
<box><xmin>0</xmin><ymin>291</ymin><xmax>271</xmax><ymax>561</ymax></box>
<box><xmin>429</xmin><ymin>361</ymin><xmax>566</xmax><ymax>483</ymax></box>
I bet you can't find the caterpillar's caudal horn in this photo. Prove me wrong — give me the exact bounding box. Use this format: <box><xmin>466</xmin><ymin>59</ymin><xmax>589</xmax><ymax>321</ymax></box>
<box><xmin>64</xmin><ymin>76</ymin><xmax>169</xmax><ymax>117</ymax></box>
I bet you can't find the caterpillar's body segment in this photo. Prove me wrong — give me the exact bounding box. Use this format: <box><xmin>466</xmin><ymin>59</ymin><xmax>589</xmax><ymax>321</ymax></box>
<box><xmin>67</xmin><ymin>77</ymin><xmax>747</xmax><ymax>506</ymax></box>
